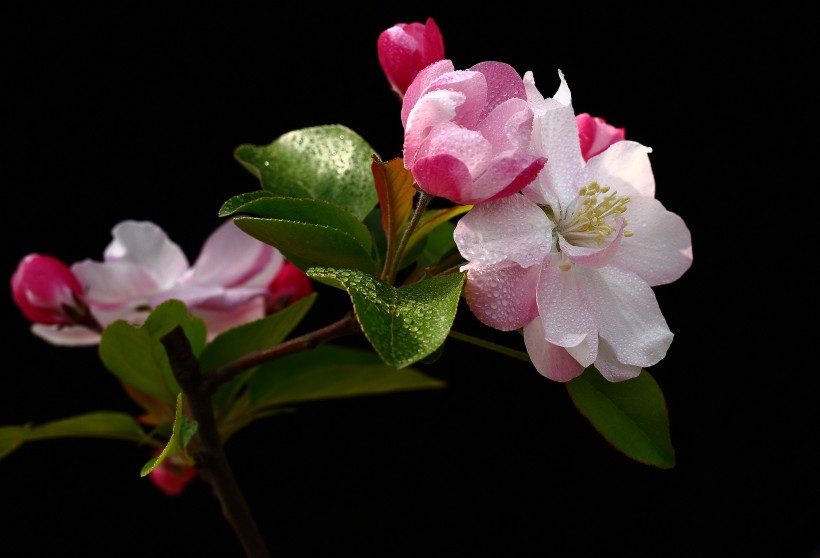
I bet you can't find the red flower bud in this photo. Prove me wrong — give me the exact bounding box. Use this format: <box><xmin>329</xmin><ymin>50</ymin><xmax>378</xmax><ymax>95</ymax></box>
<box><xmin>149</xmin><ymin>455</ymin><xmax>198</xmax><ymax>497</ymax></box>
<box><xmin>377</xmin><ymin>17</ymin><xmax>444</xmax><ymax>100</ymax></box>
<box><xmin>11</xmin><ymin>253</ymin><xmax>85</xmax><ymax>325</ymax></box>
<box><xmin>267</xmin><ymin>261</ymin><xmax>313</xmax><ymax>314</ymax></box>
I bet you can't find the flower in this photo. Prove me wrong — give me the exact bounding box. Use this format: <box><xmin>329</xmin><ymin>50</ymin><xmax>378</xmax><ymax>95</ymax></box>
<box><xmin>148</xmin><ymin>454</ymin><xmax>198</xmax><ymax>497</ymax></box>
<box><xmin>576</xmin><ymin>113</ymin><xmax>625</xmax><ymax>161</ymax></box>
<box><xmin>30</xmin><ymin>219</ymin><xmax>285</xmax><ymax>346</ymax></box>
<box><xmin>11</xmin><ymin>254</ymin><xmax>90</xmax><ymax>326</ymax></box>
<box><xmin>453</xmin><ymin>70</ymin><xmax>692</xmax><ymax>382</ymax></box>
<box><xmin>266</xmin><ymin>261</ymin><xmax>313</xmax><ymax>314</ymax></box>
<box><xmin>401</xmin><ymin>59</ymin><xmax>547</xmax><ymax>205</ymax></box>
<box><xmin>377</xmin><ymin>17</ymin><xmax>445</xmax><ymax>100</ymax></box>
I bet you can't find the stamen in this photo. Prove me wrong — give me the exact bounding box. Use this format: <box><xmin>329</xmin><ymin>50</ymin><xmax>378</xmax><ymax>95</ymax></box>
<box><xmin>558</xmin><ymin>181</ymin><xmax>632</xmax><ymax>247</ymax></box>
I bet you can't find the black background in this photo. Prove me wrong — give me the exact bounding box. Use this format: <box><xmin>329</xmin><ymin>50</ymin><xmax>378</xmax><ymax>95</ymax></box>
<box><xmin>2</xmin><ymin>4</ymin><xmax>815</xmax><ymax>557</ymax></box>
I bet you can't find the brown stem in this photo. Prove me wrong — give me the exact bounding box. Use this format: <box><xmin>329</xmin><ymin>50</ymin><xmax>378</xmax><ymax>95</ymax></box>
<box><xmin>161</xmin><ymin>327</ymin><xmax>271</xmax><ymax>558</ymax></box>
<box><xmin>386</xmin><ymin>189</ymin><xmax>434</xmax><ymax>284</ymax></box>
<box><xmin>203</xmin><ymin>312</ymin><xmax>361</xmax><ymax>393</ymax></box>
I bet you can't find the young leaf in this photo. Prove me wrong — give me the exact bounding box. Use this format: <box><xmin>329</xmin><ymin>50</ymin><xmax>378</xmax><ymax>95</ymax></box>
<box><xmin>404</xmin><ymin>205</ymin><xmax>471</xmax><ymax>255</ymax></box>
<box><xmin>371</xmin><ymin>155</ymin><xmax>415</xmax><ymax>246</ymax></box>
<box><xmin>248</xmin><ymin>344</ymin><xmax>445</xmax><ymax>410</ymax></box>
<box><xmin>228</xmin><ymin>197</ymin><xmax>379</xmax><ymax>275</ymax></box>
<box><xmin>0</xmin><ymin>412</ymin><xmax>147</xmax><ymax>461</ymax></box>
<box><xmin>219</xmin><ymin>191</ymin><xmax>275</xmax><ymax>217</ymax></box>
<box><xmin>234</xmin><ymin>124</ymin><xmax>379</xmax><ymax>221</ymax></box>
<box><xmin>99</xmin><ymin>300</ymin><xmax>206</xmax><ymax>406</ymax></box>
<box><xmin>307</xmin><ymin>267</ymin><xmax>465</xmax><ymax>369</ymax></box>
<box><xmin>566</xmin><ymin>367</ymin><xmax>675</xmax><ymax>469</ymax></box>
<box><xmin>141</xmin><ymin>393</ymin><xmax>189</xmax><ymax>477</ymax></box>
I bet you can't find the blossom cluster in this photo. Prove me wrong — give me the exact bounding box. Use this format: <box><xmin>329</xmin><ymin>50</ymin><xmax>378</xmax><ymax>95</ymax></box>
<box><xmin>380</xmin><ymin>18</ymin><xmax>692</xmax><ymax>382</ymax></box>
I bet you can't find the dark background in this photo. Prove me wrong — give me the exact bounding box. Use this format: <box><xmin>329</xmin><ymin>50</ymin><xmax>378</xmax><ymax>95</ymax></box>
<box><xmin>2</xmin><ymin>4</ymin><xmax>815</xmax><ymax>557</ymax></box>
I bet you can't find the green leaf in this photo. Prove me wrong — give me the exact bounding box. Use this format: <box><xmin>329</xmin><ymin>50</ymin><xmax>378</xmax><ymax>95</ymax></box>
<box><xmin>234</xmin><ymin>124</ymin><xmax>379</xmax><ymax>221</ymax></box>
<box><xmin>218</xmin><ymin>191</ymin><xmax>275</xmax><ymax>217</ymax></box>
<box><xmin>307</xmin><ymin>268</ymin><xmax>465</xmax><ymax>368</ymax></box>
<box><xmin>248</xmin><ymin>344</ymin><xmax>445</xmax><ymax>410</ymax></box>
<box><xmin>566</xmin><ymin>367</ymin><xmax>675</xmax><ymax>469</ymax></box>
<box><xmin>229</xmin><ymin>197</ymin><xmax>379</xmax><ymax>275</ymax></box>
<box><xmin>99</xmin><ymin>300</ymin><xmax>206</xmax><ymax>406</ymax></box>
<box><xmin>141</xmin><ymin>393</ymin><xmax>188</xmax><ymax>476</ymax></box>
<box><xmin>0</xmin><ymin>412</ymin><xmax>147</xmax><ymax>461</ymax></box>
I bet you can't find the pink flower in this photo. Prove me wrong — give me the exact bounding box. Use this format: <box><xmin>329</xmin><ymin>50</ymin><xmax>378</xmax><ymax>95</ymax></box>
<box><xmin>11</xmin><ymin>254</ymin><xmax>89</xmax><ymax>326</ymax></box>
<box><xmin>30</xmin><ymin>219</ymin><xmax>286</xmax><ymax>346</ymax></box>
<box><xmin>576</xmin><ymin>113</ymin><xmax>625</xmax><ymax>161</ymax></box>
<box><xmin>266</xmin><ymin>261</ymin><xmax>313</xmax><ymax>314</ymax></box>
<box><xmin>377</xmin><ymin>17</ymin><xmax>445</xmax><ymax>100</ymax></box>
<box><xmin>401</xmin><ymin>60</ymin><xmax>547</xmax><ymax>205</ymax></box>
<box><xmin>454</xmin><ymin>70</ymin><xmax>692</xmax><ymax>382</ymax></box>
<box><xmin>149</xmin><ymin>454</ymin><xmax>197</xmax><ymax>497</ymax></box>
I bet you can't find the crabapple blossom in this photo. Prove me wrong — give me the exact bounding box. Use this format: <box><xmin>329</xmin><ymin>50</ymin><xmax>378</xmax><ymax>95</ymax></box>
<box><xmin>377</xmin><ymin>17</ymin><xmax>444</xmax><ymax>100</ymax></box>
<box><xmin>29</xmin><ymin>219</ymin><xmax>286</xmax><ymax>346</ymax></box>
<box><xmin>401</xmin><ymin>59</ymin><xmax>547</xmax><ymax>205</ymax></box>
<box><xmin>454</xmin><ymin>70</ymin><xmax>692</xmax><ymax>382</ymax></box>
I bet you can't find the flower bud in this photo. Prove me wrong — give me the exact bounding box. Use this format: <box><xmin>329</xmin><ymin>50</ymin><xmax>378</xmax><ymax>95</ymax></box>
<box><xmin>377</xmin><ymin>17</ymin><xmax>444</xmax><ymax>100</ymax></box>
<box><xmin>149</xmin><ymin>454</ymin><xmax>198</xmax><ymax>497</ymax></box>
<box><xmin>267</xmin><ymin>261</ymin><xmax>313</xmax><ymax>314</ymax></box>
<box><xmin>11</xmin><ymin>253</ymin><xmax>85</xmax><ymax>325</ymax></box>
<box><xmin>576</xmin><ymin>113</ymin><xmax>625</xmax><ymax>161</ymax></box>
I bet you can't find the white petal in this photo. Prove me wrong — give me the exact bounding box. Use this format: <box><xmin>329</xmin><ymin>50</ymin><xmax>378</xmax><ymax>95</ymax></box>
<box><xmin>102</xmin><ymin>221</ymin><xmax>188</xmax><ymax>289</ymax></box>
<box><xmin>583</xmin><ymin>266</ymin><xmax>673</xmax><ymax>368</ymax></box>
<box><xmin>536</xmin><ymin>259</ymin><xmax>597</xmax><ymax>350</ymax></box>
<box><xmin>454</xmin><ymin>195</ymin><xmax>552</xmax><ymax>268</ymax></box>
<box><xmin>594</xmin><ymin>338</ymin><xmax>642</xmax><ymax>382</ymax></box>
<box><xmin>585</xmin><ymin>141</ymin><xmax>655</xmax><ymax>199</ymax></box>
<box><xmin>609</xmin><ymin>197</ymin><xmax>693</xmax><ymax>286</ymax></box>
<box><xmin>193</xmin><ymin>298</ymin><xmax>267</xmax><ymax>341</ymax></box>
<box><xmin>73</xmin><ymin>260</ymin><xmax>159</xmax><ymax>305</ymax></box>
<box><xmin>30</xmin><ymin>324</ymin><xmax>101</xmax><ymax>346</ymax></box>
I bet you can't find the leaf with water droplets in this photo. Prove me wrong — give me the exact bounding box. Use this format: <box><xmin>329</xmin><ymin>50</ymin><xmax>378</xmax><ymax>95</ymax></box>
<box><xmin>307</xmin><ymin>267</ymin><xmax>465</xmax><ymax>369</ymax></box>
<box><xmin>567</xmin><ymin>366</ymin><xmax>675</xmax><ymax>468</ymax></box>
<box><xmin>234</xmin><ymin>124</ymin><xmax>379</xmax><ymax>221</ymax></box>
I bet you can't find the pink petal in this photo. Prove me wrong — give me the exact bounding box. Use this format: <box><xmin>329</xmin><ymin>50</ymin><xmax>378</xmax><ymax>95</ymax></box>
<box><xmin>151</xmin><ymin>284</ymin><xmax>270</xmax><ymax>312</ymax></box>
<box><xmin>401</xmin><ymin>59</ymin><xmax>454</xmax><ymax>127</ymax></box>
<box><xmin>416</xmin><ymin>122</ymin><xmax>492</xmax><ymax>176</ymax></box>
<box><xmin>463</xmin><ymin>260</ymin><xmax>539</xmax><ymax>331</ymax></box>
<box><xmin>426</xmin><ymin>70</ymin><xmax>487</xmax><ymax>128</ymax></box>
<box><xmin>523</xmin><ymin>316</ymin><xmax>584</xmax><ymax>381</ymax></box>
<box><xmin>577</xmin><ymin>113</ymin><xmax>625</xmax><ymax>161</ymax></box>
<box><xmin>585</xmin><ymin>141</ymin><xmax>655</xmax><ymax>199</ymax></box>
<box><xmin>469</xmin><ymin>61</ymin><xmax>527</xmax><ymax>122</ymax></box>
<box><xmin>477</xmin><ymin>97</ymin><xmax>534</xmax><ymax>153</ymax></box>
<box><xmin>477</xmin><ymin>153</ymin><xmax>548</xmax><ymax>203</ymax></box>
<box><xmin>409</xmin><ymin>153</ymin><xmax>474</xmax><ymax>204</ymax></box>
<box><xmin>193</xmin><ymin>298</ymin><xmax>268</xmax><ymax>340</ymax></box>
<box><xmin>403</xmin><ymin>89</ymin><xmax>467</xmax><ymax>166</ymax></box>
<box><xmin>455</xmin><ymin>194</ymin><xmax>552</xmax><ymax>268</ymax></box>
<box><xmin>185</xmin><ymin>219</ymin><xmax>284</xmax><ymax>289</ymax></box>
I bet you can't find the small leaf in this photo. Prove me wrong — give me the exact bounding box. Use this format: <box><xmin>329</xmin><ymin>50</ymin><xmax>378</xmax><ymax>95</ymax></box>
<box><xmin>234</xmin><ymin>124</ymin><xmax>379</xmax><ymax>221</ymax></box>
<box><xmin>371</xmin><ymin>156</ymin><xmax>415</xmax><ymax>245</ymax></box>
<box><xmin>229</xmin><ymin>197</ymin><xmax>379</xmax><ymax>275</ymax></box>
<box><xmin>307</xmin><ymin>268</ymin><xmax>465</xmax><ymax>368</ymax></box>
<box><xmin>181</xmin><ymin>418</ymin><xmax>198</xmax><ymax>448</ymax></box>
<box><xmin>218</xmin><ymin>191</ymin><xmax>275</xmax><ymax>217</ymax></box>
<box><xmin>99</xmin><ymin>300</ymin><xmax>206</xmax><ymax>406</ymax></box>
<box><xmin>141</xmin><ymin>393</ymin><xmax>188</xmax><ymax>477</ymax></box>
<box><xmin>566</xmin><ymin>367</ymin><xmax>675</xmax><ymax>469</ymax></box>
<box><xmin>248</xmin><ymin>344</ymin><xmax>445</xmax><ymax>410</ymax></box>
<box><xmin>0</xmin><ymin>412</ymin><xmax>147</xmax><ymax>461</ymax></box>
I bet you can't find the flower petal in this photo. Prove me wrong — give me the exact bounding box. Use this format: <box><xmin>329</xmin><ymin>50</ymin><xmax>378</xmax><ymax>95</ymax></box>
<box><xmin>151</xmin><ymin>284</ymin><xmax>269</xmax><ymax>312</ymax></box>
<box><xmin>594</xmin><ymin>338</ymin><xmax>642</xmax><ymax>382</ymax></box>
<box><xmin>184</xmin><ymin>219</ymin><xmax>284</xmax><ymax>289</ymax></box>
<box><xmin>477</xmin><ymin>97</ymin><xmax>534</xmax><ymax>153</ymax></box>
<box><xmin>194</xmin><ymin>298</ymin><xmax>267</xmax><ymax>340</ymax></box>
<box><xmin>559</xmin><ymin>217</ymin><xmax>626</xmax><ymax>268</ymax></box>
<box><xmin>403</xmin><ymin>89</ymin><xmax>467</xmax><ymax>165</ymax></box>
<box><xmin>536</xmin><ymin>259</ymin><xmax>597</xmax><ymax>350</ymax></box>
<box><xmin>30</xmin><ymin>324</ymin><xmax>102</xmax><ymax>346</ymax></box>
<box><xmin>463</xmin><ymin>260</ymin><xmax>539</xmax><ymax>331</ymax></box>
<box><xmin>72</xmin><ymin>260</ymin><xmax>159</xmax><ymax>306</ymax></box>
<box><xmin>401</xmin><ymin>59</ymin><xmax>454</xmax><ymax>127</ymax></box>
<box><xmin>585</xmin><ymin>140</ymin><xmax>655</xmax><ymax>199</ymax></box>
<box><xmin>609</xmin><ymin>196</ymin><xmax>693</xmax><ymax>286</ymax></box>
<box><xmin>410</xmin><ymin>152</ymin><xmax>473</xmax><ymax>203</ymax></box>
<box><xmin>523</xmin><ymin>316</ymin><xmax>584</xmax><ymax>381</ymax></box>
<box><xmin>102</xmin><ymin>221</ymin><xmax>189</xmax><ymax>290</ymax></box>
<box><xmin>454</xmin><ymin>194</ymin><xmax>552</xmax><ymax>268</ymax></box>
<box><xmin>469</xmin><ymin>61</ymin><xmax>527</xmax><ymax>121</ymax></box>
<box><xmin>583</xmin><ymin>266</ymin><xmax>673</xmax><ymax>368</ymax></box>
<box><xmin>475</xmin><ymin>153</ymin><xmax>548</xmax><ymax>203</ymax></box>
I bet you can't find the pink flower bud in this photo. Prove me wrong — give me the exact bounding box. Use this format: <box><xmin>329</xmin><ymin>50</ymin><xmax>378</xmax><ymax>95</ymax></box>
<box><xmin>11</xmin><ymin>253</ymin><xmax>85</xmax><ymax>325</ymax></box>
<box><xmin>149</xmin><ymin>455</ymin><xmax>198</xmax><ymax>497</ymax></box>
<box><xmin>576</xmin><ymin>113</ymin><xmax>626</xmax><ymax>161</ymax></box>
<box><xmin>377</xmin><ymin>17</ymin><xmax>445</xmax><ymax>100</ymax></box>
<box><xmin>267</xmin><ymin>261</ymin><xmax>313</xmax><ymax>314</ymax></box>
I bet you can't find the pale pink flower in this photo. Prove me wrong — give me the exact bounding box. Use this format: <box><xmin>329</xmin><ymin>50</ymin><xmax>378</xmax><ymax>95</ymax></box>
<box><xmin>377</xmin><ymin>17</ymin><xmax>444</xmax><ymax>100</ymax></box>
<box><xmin>11</xmin><ymin>254</ymin><xmax>88</xmax><ymax>326</ymax></box>
<box><xmin>401</xmin><ymin>59</ymin><xmax>547</xmax><ymax>205</ymax></box>
<box><xmin>31</xmin><ymin>219</ymin><xmax>284</xmax><ymax>346</ymax></box>
<box><xmin>576</xmin><ymin>113</ymin><xmax>625</xmax><ymax>161</ymax></box>
<box><xmin>454</xmin><ymin>70</ymin><xmax>692</xmax><ymax>382</ymax></box>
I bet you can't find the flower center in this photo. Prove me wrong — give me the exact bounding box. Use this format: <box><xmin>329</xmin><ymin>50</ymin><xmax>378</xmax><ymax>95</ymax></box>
<box><xmin>556</xmin><ymin>182</ymin><xmax>632</xmax><ymax>248</ymax></box>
